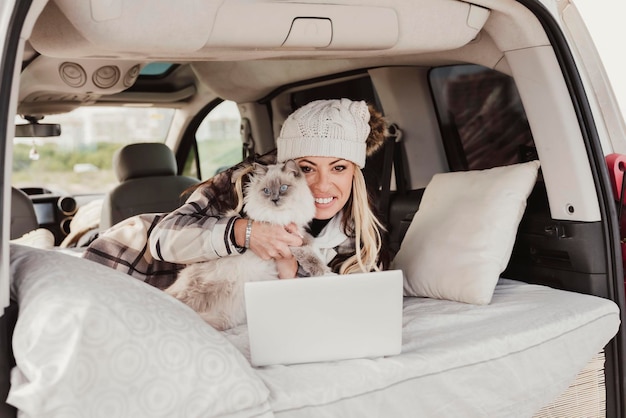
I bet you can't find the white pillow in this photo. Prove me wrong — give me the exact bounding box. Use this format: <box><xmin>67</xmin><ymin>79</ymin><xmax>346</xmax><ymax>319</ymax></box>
<box><xmin>393</xmin><ymin>160</ymin><xmax>540</xmax><ymax>305</ymax></box>
<box><xmin>9</xmin><ymin>244</ymin><xmax>272</xmax><ymax>418</ymax></box>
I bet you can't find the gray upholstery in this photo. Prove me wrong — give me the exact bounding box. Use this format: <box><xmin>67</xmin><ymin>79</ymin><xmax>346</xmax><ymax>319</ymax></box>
<box><xmin>101</xmin><ymin>143</ymin><xmax>200</xmax><ymax>229</ymax></box>
<box><xmin>11</xmin><ymin>187</ymin><xmax>39</xmax><ymax>239</ymax></box>
<box><xmin>114</xmin><ymin>142</ymin><xmax>178</xmax><ymax>181</ymax></box>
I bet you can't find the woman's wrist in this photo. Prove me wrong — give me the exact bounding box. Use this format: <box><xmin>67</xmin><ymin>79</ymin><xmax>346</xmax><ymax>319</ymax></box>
<box><xmin>232</xmin><ymin>218</ymin><xmax>249</xmax><ymax>249</ymax></box>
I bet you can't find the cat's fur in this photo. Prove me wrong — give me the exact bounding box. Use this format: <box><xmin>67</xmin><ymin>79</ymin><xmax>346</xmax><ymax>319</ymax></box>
<box><xmin>165</xmin><ymin>159</ymin><xmax>330</xmax><ymax>330</ymax></box>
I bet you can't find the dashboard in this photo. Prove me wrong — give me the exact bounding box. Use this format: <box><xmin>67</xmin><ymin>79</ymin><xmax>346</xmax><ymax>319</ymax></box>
<box><xmin>22</xmin><ymin>188</ymin><xmax>78</xmax><ymax>246</ymax></box>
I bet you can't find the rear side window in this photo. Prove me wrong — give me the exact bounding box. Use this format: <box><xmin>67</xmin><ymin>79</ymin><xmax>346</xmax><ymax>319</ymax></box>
<box><xmin>182</xmin><ymin>100</ymin><xmax>242</xmax><ymax>180</ymax></box>
<box><xmin>429</xmin><ymin>65</ymin><xmax>535</xmax><ymax>171</ymax></box>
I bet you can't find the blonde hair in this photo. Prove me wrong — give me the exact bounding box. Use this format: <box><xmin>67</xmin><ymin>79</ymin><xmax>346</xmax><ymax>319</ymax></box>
<box><xmin>339</xmin><ymin>168</ymin><xmax>384</xmax><ymax>274</ymax></box>
<box><xmin>232</xmin><ymin>165</ymin><xmax>254</xmax><ymax>214</ymax></box>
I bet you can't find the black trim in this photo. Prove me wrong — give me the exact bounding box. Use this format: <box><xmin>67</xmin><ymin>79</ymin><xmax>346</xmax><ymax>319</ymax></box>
<box><xmin>191</xmin><ymin>140</ymin><xmax>201</xmax><ymax>178</ymax></box>
<box><xmin>517</xmin><ymin>1</ymin><xmax>626</xmax><ymax>416</ymax></box>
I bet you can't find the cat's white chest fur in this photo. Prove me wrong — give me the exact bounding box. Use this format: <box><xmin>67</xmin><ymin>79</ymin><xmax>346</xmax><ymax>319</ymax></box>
<box><xmin>164</xmin><ymin>160</ymin><xmax>330</xmax><ymax>331</ymax></box>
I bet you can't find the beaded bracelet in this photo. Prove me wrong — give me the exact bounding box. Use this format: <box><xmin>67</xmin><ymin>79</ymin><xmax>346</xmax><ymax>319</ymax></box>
<box><xmin>244</xmin><ymin>219</ymin><xmax>253</xmax><ymax>249</ymax></box>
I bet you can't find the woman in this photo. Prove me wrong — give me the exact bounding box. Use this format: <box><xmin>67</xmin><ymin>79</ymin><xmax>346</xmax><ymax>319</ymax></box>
<box><xmin>84</xmin><ymin>98</ymin><xmax>388</xmax><ymax>288</ymax></box>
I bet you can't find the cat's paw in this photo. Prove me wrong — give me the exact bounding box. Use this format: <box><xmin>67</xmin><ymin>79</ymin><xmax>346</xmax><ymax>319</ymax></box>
<box><xmin>305</xmin><ymin>261</ymin><xmax>331</xmax><ymax>277</ymax></box>
<box><xmin>291</xmin><ymin>247</ymin><xmax>331</xmax><ymax>276</ymax></box>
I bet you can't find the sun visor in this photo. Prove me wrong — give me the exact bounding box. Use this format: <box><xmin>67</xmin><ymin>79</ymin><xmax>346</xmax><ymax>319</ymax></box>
<box><xmin>29</xmin><ymin>0</ymin><xmax>490</xmax><ymax>58</ymax></box>
<box><xmin>205</xmin><ymin>2</ymin><xmax>398</xmax><ymax>50</ymax></box>
<box><xmin>29</xmin><ymin>0</ymin><xmax>219</xmax><ymax>58</ymax></box>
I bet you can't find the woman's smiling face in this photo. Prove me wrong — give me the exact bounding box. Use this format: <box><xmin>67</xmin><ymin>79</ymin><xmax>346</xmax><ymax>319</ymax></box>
<box><xmin>296</xmin><ymin>156</ymin><xmax>355</xmax><ymax>220</ymax></box>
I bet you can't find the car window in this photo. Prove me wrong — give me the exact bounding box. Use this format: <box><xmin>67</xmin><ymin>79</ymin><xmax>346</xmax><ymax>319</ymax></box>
<box><xmin>429</xmin><ymin>65</ymin><xmax>536</xmax><ymax>171</ymax></box>
<box><xmin>12</xmin><ymin>107</ymin><xmax>175</xmax><ymax>195</ymax></box>
<box><xmin>289</xmin><ymin>75</ymin><xmax>377</xmax><ymax>110</ymax></box>
<box><xmin>182</xmin><ymin>100</ymin><xmax>242</xmax><ymax>181</ymax></box>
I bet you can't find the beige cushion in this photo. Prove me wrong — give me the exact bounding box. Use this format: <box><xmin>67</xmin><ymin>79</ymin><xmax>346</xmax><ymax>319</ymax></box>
<box><xmin>393</xmin><ymin>160</ymin><xmax>540</xmax><ymax>305</ymax></box>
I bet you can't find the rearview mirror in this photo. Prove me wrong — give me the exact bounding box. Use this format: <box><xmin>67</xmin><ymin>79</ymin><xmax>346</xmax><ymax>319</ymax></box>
<box><xmin>15</xmin><ymin>123</ymin><xmax>61</xmax><ymax>137</ymax></box>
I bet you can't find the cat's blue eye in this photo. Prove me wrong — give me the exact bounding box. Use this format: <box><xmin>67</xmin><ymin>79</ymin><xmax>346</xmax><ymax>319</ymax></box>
<box><xmin>279</xmin><ymin>184</ymin><xmax>288</xmax><ymax>193</ymax></box>
<box><xmin>263</xmin><ymin>188</ymin><xmax>270</xmax><ymax>195</ymax></box>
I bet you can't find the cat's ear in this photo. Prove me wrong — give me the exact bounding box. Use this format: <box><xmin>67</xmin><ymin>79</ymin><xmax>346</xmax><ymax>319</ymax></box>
<box><xmin>253</xmin><ymin>163</ymin><xmax>269</xmax><ymax>176</ymax></box>
<box><xmin>283</xmin><ymin>159</ymin><xmax>301</xmax><ymax>177</ymax></box>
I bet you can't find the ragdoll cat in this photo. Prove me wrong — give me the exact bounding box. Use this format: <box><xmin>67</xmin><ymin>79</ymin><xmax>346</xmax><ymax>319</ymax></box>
<box><xmin>165</xmin><ymin>159</ymin><xmax>330</xmax><ymax>330</ymax></box>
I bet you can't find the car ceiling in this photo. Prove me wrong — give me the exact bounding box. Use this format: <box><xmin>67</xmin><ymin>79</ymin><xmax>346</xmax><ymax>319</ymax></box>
<box><xmin>17</xmin><ymin>0</ymin><xmax>549</xmax><ymax>114</ymax></box>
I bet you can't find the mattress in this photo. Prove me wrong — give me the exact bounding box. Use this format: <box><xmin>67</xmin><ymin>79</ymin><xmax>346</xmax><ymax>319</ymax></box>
<box><xmin>8</xmin><ymin>245</ymin><xmax>621</xmax><ymax>417</ymax></box>
<box><xmin>223</xmin><ymin>278</ymin><xmax>620</xmax><ymax>417</ymax></box>
<box><xmin>534</xmin><ymin>350</ymin><xmax>606</xmax><ymax>417</ymax></box>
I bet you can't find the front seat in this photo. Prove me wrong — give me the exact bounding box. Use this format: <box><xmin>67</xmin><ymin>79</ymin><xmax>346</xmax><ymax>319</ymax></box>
<box><xmin>10</xmin><ymin>187</ymin><xmax>39</xmax><ymax>239</ymax></box>
<box><xmin>100</xmin><ymin>143</ymin><xmax>200</xmax><ymax>229</ymax></box>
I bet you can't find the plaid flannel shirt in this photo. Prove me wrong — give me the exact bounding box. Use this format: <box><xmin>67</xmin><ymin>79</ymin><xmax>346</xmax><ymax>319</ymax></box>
<box><xmin>83</xmin><ymin>151</ymin><xmax>357</xmax><ymax>289</ymax></box>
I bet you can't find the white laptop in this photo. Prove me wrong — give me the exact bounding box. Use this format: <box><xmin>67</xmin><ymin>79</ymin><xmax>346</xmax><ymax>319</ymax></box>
<box><xmin>244</xmin><ymin>269</ymin><xmax>404</xmax><ymax>367</ymax></box>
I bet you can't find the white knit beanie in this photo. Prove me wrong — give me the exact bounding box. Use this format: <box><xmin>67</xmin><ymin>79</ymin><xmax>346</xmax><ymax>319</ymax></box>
<box><xmin>277</xmin><ymin>98</ymin><xmax>371</xmax><ymax>168</ymax></box>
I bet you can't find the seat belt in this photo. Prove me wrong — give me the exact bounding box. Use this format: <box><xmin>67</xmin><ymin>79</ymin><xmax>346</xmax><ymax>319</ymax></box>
<box><xmin>391</xmin><ymin>123</ymin><xmax>407</xmax><ymax>195</ymax></box>
<box><xmin>240</xmin><ymin>118</ymin><xmax>255</xmax><ymax>160</ymax></box>
<box><xmin>378</xmin><ymin>122</ymin><xmax>405</xmax><ymax>222</ymax></box>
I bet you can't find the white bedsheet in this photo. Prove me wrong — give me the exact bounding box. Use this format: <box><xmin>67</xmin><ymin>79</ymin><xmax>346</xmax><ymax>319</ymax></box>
<box><xmin>223</xmin><ymin>279</ymin><xmax>620</xmax><ymax>417</ymax></box>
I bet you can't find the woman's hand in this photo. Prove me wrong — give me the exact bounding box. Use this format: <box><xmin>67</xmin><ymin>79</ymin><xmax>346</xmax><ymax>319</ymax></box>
<box><xmin>234</xmin><ymin>219</ymin><xmax>303</xmax><ymax>278</ymax></box>
<box><xmin>274</xmin><ymin>256</ymin><xmax>299</xmax><ymax>279</ymax></box>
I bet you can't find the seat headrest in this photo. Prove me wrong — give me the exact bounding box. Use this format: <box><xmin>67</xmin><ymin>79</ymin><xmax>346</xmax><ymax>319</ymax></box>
<box><xmin>114</xmin><ymin>143</ymin><xmax>178</xmax><ymax>182</ymax></box>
